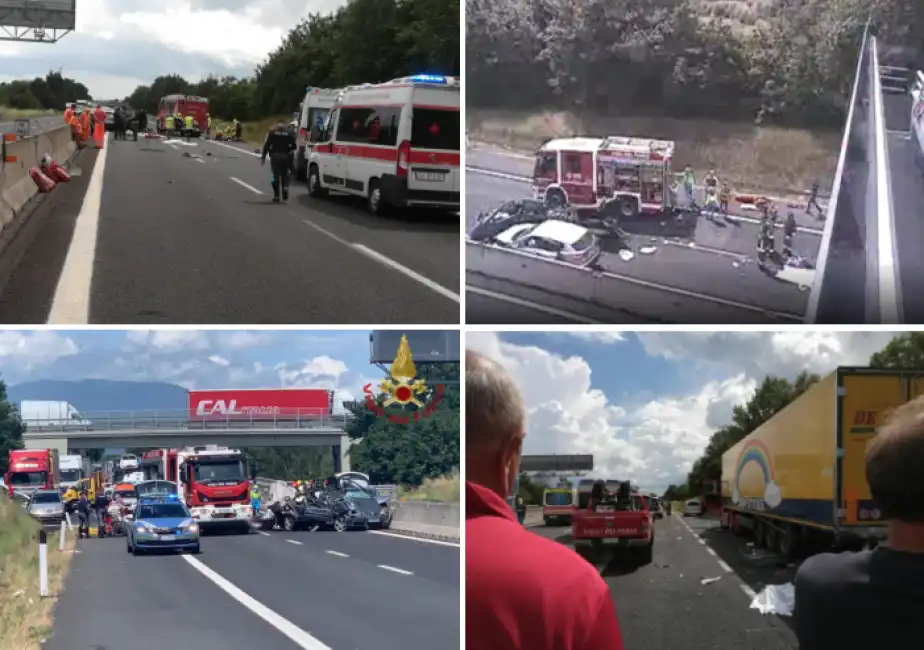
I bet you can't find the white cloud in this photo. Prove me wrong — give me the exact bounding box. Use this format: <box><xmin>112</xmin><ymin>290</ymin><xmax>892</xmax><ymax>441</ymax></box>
<box><xmin>275</xmin><ymin>355</ymin><xmax>349</xmax><ymax>388</ymax></box>
<box><xmin>125</xmin><ymin>330</ymin><xmax>210</xmax><ymax>352</ymax></box>
<box><xmin>467</xmin><ymin>331</ymin><xmax>900</xmax><ymax>494</ymax></box>
<box><xmin>208</xmin><ymin>355</ymin><xmax>230</xmax><ymax>367</ymax></box>
<box><xmin>220</xmin><ymin>331</ymin><xmax>273</xmax><ymax>349</ymax></box>
<box><xmin>564</xmin><ymin>331</ymin><xmax>626</xmax><ymax>343</ymax></box>
<box><xmin>0</xmin><ymin>331</ymin><xmax>79</xmax><ymax>368</ymax></box>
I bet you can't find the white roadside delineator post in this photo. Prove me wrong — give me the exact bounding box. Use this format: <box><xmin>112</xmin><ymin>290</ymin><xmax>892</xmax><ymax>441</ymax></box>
<box><xmin>59</xmin><ymin>520</ymin><xmax>66</xmax><ymax>551</ymax></box>
<box><xmin>39</xmin><ymin>529</ymin><xmax>48</xmax><ymax>597</ymax></box>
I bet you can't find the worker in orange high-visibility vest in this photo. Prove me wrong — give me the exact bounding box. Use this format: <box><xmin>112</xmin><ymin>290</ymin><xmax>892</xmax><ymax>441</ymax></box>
<box><xmin>92</xmin><ymin>104</ymin><xmax>107</xmax><ymax>149</ymax></box>
<box><xmin>80</xmin><ymin>108</ymin><xmax>92</xmax><ymax>146</ymax></box>
<box><xmin>64</xmin><ymin>103</ymin><xmax>75</xmax><ymax>126</ymax></box>
<box><xmin>67</xmin><ymin>112</ymin><xmax>83</xmax><ymax>145</ymax></box>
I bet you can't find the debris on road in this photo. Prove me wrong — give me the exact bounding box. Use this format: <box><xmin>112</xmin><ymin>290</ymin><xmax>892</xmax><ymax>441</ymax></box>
<box><xmin>739</xmin><ymin>544</ymin><xmax>783</xmax><ymax>567</ymax></box>
<box><xmin>639</xmin><ymin>245</ymin><xmax>657</xmax><ymax>255</ymax></box>
<box><xmin>618</xmin><ymin>249</ymin><xmax>635</xmax><ymax>262</ymax></box>
<box><xmin>749</xmin><ymin>583</ymin><xmax>795</xmax><ymax>616</ymax></box>
<box><xmin>700</xmin><ymin>576</ymin><xmax>722</xmax><ymax>585</ymax></box>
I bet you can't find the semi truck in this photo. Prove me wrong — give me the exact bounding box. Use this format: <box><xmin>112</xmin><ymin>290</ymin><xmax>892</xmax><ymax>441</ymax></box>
<box><xmin>59</xmin><ymin>454</ymin><xmax>84</xmax><ymax>488</ymax></box>
<box><xmin>140</xmin><ymin>445</ymin><xmax>255</xmax><ymax>533</ymax></box>
<box><xmin>4</xmin><ymin>448</ymin><xmax>60</xmax><ymax>500</ymax></box>
<box><xmin>187</xmin><ymin>388</ymin><xmax>335</xmax><ymax>421</ymax></box>
<box><xmin>719</xmin><ymin>367</ymin><xmax>921</xmax><ymax>559</ymax></box>
<box><xmin>20</xmin><ymin>400</ymin><xmax>91</xmax><ymax>428</ymax></box>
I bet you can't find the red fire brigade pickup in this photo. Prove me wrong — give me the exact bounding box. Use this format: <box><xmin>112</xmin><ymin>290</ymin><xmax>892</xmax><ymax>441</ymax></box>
<box><xmin>571</xmin><ymin>479</ymin><xmax>654</xmax><ymax>564</ymax></box>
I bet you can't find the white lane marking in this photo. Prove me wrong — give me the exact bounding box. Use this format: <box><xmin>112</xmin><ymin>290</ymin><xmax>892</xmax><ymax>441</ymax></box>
<box><xmin>367</xmin><ymin>530</ymin><xmax>460</xmax><ymax>547</ymax></box>
<box><xmin>181</xmin><ymin>555</ymin><xmax>332</xmax><ymax>649</ymax></box>
<box><xmin>208</xmin><ymin>139</ymin><xmax>260</xmax><ymax>157</ymax></box>
<box><xmin>195</xmin><ymin>157</ymin><xmax>205</xmax><ymax>164</ymax></box>
<box><xmin>297</xmin><ymin>218</ymin><xmax>459</xmax><ymax>303</ymax></box>
<box><xmin>740</xmin><ymin>583</ymin><xmax>757</xmax><ymax>600</ymax></box>
<box><xmin>231</xmin><ymin>176</ymin><xmax>263</xmax><ymax>195</ymax></box>
<box><xmin>717</xmin><ymin>559</ymin><xmax>733</xmax><ymax>573</ymax></box>
<box><xmin>352</xmin><ymin>243</ymin><xmax>460</xmax><ymax>303</ymax></box>
<box><xmin>285</xmin><ymin>539</ymin><xmax>303</xmax><ymax>546</ymax></box>
<box><xmin>47</xmin><ymin>132</ymin><xmax>109</xmax><ymax>324</ymax></box>
<box><xmin>258</xmin><ymin>531</ymin><xmax>271</xmax><ymax>536</ymax></box>
<box><xmin>326</xmin><ymin>550</ymin><xmax>349</xmax><ymax>558</ymax></box>
<box><xmin>466</xmin><ymin>285</ymin><xmax>602</xmax><ymax>323</ymax></box>
<box><xmin>378</xmin><ymin>564</ymin><xmax>413</xmax><ymax>576</ymax></box>
<box><xmin>705</xmin><ymin>546</ymin><xmax>717</xmax><ymax>556</ymax></box>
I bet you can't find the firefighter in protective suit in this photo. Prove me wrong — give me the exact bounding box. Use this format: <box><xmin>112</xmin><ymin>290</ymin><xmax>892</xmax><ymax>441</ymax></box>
<box><xmin>261</xmin><ymin>120</ymin><xmax>297</xmax><ymax>202</ymax></box>
<box><xmin>756</xmin><ymin>198</ymin><xmax>775</xmax><ymax>265</ymax></box>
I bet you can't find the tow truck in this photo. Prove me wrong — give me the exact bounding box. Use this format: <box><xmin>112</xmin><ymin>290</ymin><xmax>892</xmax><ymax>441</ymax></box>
<box><xmin>141</xmin><ymin>446</ymin><xmax>254</xmax><ymax>533</ymax></box>
<box><xmin>572</xmin><ymin>479</ymin><xmax>654</xmax><ymax>564</ymax></box>
<box><xmin>532</xmin><ymin>136</ymin><xmax>677</xmax><ymax>221</ymax></box>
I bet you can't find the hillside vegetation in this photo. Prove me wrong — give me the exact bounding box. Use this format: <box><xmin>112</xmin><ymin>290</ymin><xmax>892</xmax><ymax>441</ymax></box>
<box><xmin>0</xmin><ymin>0</ymin><xmax>459</xmax><ymax>123</ymax></box>
<box><xmin>467</xmin><ymin>0</ymin><xmax>921</xmax><ymax>190</ymax></box>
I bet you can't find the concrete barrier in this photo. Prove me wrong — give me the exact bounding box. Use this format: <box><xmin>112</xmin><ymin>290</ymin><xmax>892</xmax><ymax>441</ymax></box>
<box><xmin>0</xmin><ymin>124</ymin><xmax>78</xmax><ymax>237</ymax></box>
<box><xmin>390</xmin><ymin>500</ymin><xmax>459</xmax><ymax>539</ymax></box>
<box><xmin>467</xmin><ymin>240</ymin><xmax>801</xmax><ymax>323</ymax></box>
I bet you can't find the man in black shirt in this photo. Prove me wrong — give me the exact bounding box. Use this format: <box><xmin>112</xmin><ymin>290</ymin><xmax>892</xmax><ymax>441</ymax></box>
<box><xmin>794</xmin><ymin>397</ymin><xmax>924</xmax><ymax>649</ymax></box>
<box><xmin>261</xmin><ymin>120</ymin><xmax>297</xmax><ymax>203</ymax></box>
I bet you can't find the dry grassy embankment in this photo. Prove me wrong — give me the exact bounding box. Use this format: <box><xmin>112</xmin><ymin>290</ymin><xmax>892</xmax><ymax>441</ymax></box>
<box><xmin>397</xmin><ymin>471</ymin><xmax>460</xmax><ymax>503</ymax></box>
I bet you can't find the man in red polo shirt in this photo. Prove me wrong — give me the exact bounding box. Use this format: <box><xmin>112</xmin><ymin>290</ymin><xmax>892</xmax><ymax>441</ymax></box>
<box><xmin>466</xmin><ymin>349</ymin><xmax>623</xmax><ymax>650</ymax></box>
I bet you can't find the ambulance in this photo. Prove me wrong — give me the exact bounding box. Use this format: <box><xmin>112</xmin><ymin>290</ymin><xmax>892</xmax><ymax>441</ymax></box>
<box><xmin>306</xmin><ymin>74</ymin><xmax>460</xmax><ymax>215</ymax></box>
<box><xmin>294</xmin><ymin>86</ymin><xmax>340</xmax><ymax>181</ymax></box>
<box><xmin>532</xmin><ymin>136</ymin><xmax>676</xmax><ymax>219</ymax></box>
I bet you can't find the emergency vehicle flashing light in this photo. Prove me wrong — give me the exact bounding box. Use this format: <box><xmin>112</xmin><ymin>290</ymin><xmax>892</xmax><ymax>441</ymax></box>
<box><xmin>409</xmin><ymin>74</ymin><xmax>446</xmax><ymax>84</ymax></box>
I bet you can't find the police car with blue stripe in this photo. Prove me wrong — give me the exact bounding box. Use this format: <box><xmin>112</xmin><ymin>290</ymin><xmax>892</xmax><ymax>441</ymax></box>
<box><xmin>127</xmin><ymin>494</ymin><xmax>200</xmax><ymax>556</ymax></box>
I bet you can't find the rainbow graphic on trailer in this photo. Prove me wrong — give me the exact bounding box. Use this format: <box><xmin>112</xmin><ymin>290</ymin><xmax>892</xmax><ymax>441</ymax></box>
<box><xmin>732</xmin><ymin>439</ymin><xmax>782</xmax><ymax>509</ymax></box>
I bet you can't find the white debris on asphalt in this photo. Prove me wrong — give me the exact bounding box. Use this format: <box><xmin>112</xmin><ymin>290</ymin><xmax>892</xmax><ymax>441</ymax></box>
<box><xmin>700</xmin><ymin>576</ymin><xmax>722</xmax><ymax>585</ymax></box>
<box><xmin>639</xmin><ymin>246</ymin><xmax>657</xmax><ymax>255</ymax></box>
<box><xmin>618</xmin><ymin>249</ymin><xmax>635</xmax><ymax>261</ymax></box>
<box><xmin>750</xmin><ymin>583</ymin><xmax>795</xmax><ymax>616</ymax></box>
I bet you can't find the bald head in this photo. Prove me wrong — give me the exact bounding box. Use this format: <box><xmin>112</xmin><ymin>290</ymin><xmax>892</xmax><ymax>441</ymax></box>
<box><xmin>466</xmin><ymin>350</ymin><xmax>525</xmax><ymax>450</ymax></box>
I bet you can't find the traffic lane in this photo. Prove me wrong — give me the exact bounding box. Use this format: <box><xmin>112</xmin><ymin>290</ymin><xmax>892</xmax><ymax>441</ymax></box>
<box><xmin>199</xmin><ymin>531</ymin><xmax>459</xmax><ymax>650</ymax></box>
<box><xmin>202</xmin><ymin>139</ymin><xmax>460</xmax><ymax>293</ymax></box>
<box><xmin>529</xmin><ymin>516</ymin><xmax>796</xmax><ymax>649</ymax></box>
<box><xmin>262</xmin><ymin>528</ymin><xmax>459</xmax><ymax>587</ymax></box>
<box><xmin>88</xmin><ymin>136</ymin><xmax>457</xmax><ymax>323</ymax></box>
<box><xmin>0</xmin><ymin>148</ymin><xmax>100</xmax><ymax>323</ymax></box>
<box><xmin>685</xmin><ymin>515</ymin><xmax>798</xmax><ymax>632</ymax></box>
<box><xmin>467</xmin><ymin>276</ymin><xmax>661</xmax><ymax>324</ymax></box>
<box><xmin>44</xmin><ymin>536</ymin><xmax>305</xmax><ymax>650</ymax></box>
<box><xmin>595</xmin><ymin>239</ymin><xmax>809</xmax><ymax>317</ymax></box>
<box><xmin>887</xmin><ymin>132</ymin><xmax>924</xmax><ymax>322</ymax></box>
<box><xmin>467</xmin><ymin>170</ymin><xmax>824</xmax><ymax>239</ymax></box>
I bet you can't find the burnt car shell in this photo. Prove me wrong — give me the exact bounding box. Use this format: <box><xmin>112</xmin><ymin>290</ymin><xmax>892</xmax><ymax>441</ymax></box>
<box><xmin>467</xmin><ymin>198</ymin><xmax>577</xmax><ymax>242</ymax></box>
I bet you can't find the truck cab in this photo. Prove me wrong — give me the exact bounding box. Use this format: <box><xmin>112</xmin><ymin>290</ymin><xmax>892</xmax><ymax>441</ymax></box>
<box><xmin>572</xmin><ymin>480</ymin><xmax>654</xmax><ymax>564</ymax></box>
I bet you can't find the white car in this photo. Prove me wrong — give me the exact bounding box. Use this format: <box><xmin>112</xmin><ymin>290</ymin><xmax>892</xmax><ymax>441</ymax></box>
<box><xmin>494</xmin><ymin>219</ymin><xmax>601</xmax><ymax>267</ymax></box>
<box><xmin>119</xmin><ymin>454</ymin><xmax>139</xmax><ymax>471</ymax></box>
<box><xmin>682</xmin><ymin>498</ymin><xmax>704</xmax><ymax>517</ymax></box>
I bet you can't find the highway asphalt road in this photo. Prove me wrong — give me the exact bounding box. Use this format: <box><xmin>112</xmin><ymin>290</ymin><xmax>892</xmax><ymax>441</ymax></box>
<box><xmin>0</xmin><ymin>135</ymin><xmax>459</xmax><ymax>324</ymax></box>
<box><xmin>527</xmin><ymin>514</ymin><xmax>797</xmax><ymax>649</ymax></box>
<box><xmin>0</xmin><ymin>114</ymin><xmax>61</xmax><ymax>136</ymax></box>
<box><xmin>467</xmin><ymin>170</ymin><xmax>822</xmax><ymax>324</ymax></box>
<box><xmin>44</xmin><ymin>528</ymin><xmax>459</xmax><ymax>650</ymax></box>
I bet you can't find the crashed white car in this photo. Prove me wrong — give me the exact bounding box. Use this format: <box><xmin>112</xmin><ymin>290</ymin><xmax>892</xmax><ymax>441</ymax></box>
<box><xmin>493</xmin><ymin>219</ymin><xmax>601</xmax><ymax>267</ymax></box>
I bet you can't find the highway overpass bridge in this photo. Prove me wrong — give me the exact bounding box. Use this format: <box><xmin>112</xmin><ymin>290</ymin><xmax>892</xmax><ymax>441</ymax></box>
<box><xmin>22</xmin><ymin>410</ymin><xmax>353</xmax><ymax>472</ymax></box>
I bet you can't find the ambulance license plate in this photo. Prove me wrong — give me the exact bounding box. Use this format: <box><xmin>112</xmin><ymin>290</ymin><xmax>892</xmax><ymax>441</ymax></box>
<box><xmin>415</xmin><ymin>171</ymin><xmax>445</xmax><ymax>182</ymax></box>
<box><xmin>160</xmin><ymin>535</ymin><xmax>176</xmax><ymax>541</ymax></box>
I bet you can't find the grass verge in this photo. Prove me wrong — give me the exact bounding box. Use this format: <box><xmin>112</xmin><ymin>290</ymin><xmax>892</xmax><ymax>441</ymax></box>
<box><xmin>0</xmin><ymin>498</ymin><xmax>75</xmax><ymax>650</ymax></box>
<box><xmin>0</xmin><ymin>107</ymin><xmax>58</xmax><ymax>120</ymax></box>
<box><xmin>213</xmin><ymin>115</ymin><xmax>292</xmax><ymax>147</ymax></box>
<box><xmin>398</xmin><ymin>471</ymin><xmax>460</xmax><ymax>503</ymax></box>
<box><xmin>468</xmin><ymin>108</ymin><xmax>840</xmax><ymax>196</ymax></box>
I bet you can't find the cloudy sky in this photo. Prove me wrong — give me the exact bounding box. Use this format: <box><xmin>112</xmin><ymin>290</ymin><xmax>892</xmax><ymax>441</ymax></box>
<box><xmin>467</xmin><ymin>331</ymin><xmax>903</xmax><ymax>494</ymax></box>
<box><xmin>0</xmin><ymin>1</ymin><xmax>347</xmax><ymax>98</ymax></box>
<box><xmin>0</xmin><ymin>329</ymin><xmax>413</xmax><ymax>406</ymax></box>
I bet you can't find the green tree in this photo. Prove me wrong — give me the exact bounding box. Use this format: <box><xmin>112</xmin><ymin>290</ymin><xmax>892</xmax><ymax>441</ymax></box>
<box><xmin>346</xmin><ymin>363</ymin><xmax>459</xmax><ymax>485</ymax></box>
<box><xmin>869</xmin><ymin>333</ymin><xmax>924</xmax><ymax>369</ymax></box>
<box><xmin>0</xmin><ymin>376</ymin><xmax>24</xmax><ymax>475</ymax></box>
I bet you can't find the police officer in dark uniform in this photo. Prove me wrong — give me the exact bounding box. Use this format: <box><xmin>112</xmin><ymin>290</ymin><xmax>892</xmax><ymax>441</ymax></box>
<box><xmin>260</xmin><ymin>120</ymin><xmax>297</xmax><ymax>202</ymax></box>
<box><xmin>782</xmin><ymin>211</ymin><xmax>797</xmax><ymax>258</ymax></box>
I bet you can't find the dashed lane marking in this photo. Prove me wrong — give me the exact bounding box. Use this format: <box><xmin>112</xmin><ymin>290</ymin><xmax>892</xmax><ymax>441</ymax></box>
<box><xmin>231</xmin><ymin>176</ymin><xmax>263</xmax><ymax>195</ymax></box>
<box><xmin>367</xmin><ymin>530</ymin><xmax>460</xmax><ymax>547</ymax></box>
<box><xmin>673</xmin><ymin>513</ymin><xmax>756</xmax><ymax>602</ymax></box>
<box><xmin>285</xmin><ymin>539</ymin><xmax>303</xmax><ymax>546</ymax></box>
<box><xmin>378</xmin><ymin>564</ymin><xmax>413</xmax><ymax>576</ymax></box>
<box><xmin>326</xmin><ymin>550</ymin><xmax>349</xmax><ymax>558</ymax></box>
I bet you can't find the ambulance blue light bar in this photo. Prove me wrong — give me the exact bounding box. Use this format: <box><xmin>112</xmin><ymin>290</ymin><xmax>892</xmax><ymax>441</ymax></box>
<box><xmin>409</xmin><ymin>74</ymin><xmax>447</xmax><ymax>84</ymax></box>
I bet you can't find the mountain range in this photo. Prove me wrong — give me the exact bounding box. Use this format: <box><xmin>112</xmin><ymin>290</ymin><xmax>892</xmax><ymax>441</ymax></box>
<box><xmin>7</xmin><ymin>379</ymin><xmax>188</xmax><ymax>412</ymax></box>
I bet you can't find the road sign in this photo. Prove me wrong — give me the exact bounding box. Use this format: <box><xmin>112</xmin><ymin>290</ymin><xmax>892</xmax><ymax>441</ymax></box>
<box><xmin>14</xmin><ymin>119</ymin><xmax>29</xmax><ymax>137</ymax></box>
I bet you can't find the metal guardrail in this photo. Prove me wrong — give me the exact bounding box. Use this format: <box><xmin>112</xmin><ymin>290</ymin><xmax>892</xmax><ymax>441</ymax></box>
<box><xmin>808</xmin><ymin>21</ymin><xmax>921</xmax><ymax>323</ymax></box>
<box><xmin>22</xmin><ymin>409</ymin><xmax>350</xmax><ymax>433</ymax></box>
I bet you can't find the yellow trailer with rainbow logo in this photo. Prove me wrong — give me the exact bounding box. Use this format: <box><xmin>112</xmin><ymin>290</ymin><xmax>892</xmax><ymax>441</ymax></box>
<box><xmin>719</xmin><ymin>367</ymin><xmax>924</xmax><ymax>559</ymax></box>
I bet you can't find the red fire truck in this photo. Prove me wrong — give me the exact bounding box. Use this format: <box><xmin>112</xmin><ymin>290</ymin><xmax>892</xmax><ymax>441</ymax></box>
<box><xmin>157</xmin><ymin>94</ymin><xmax>209</xmax><ymax>136</ymax></box>
<box><xmin>532</xmin><ymin>136</ymin><xmax>676</xmax><ymax>219</ymax></box>
<box><xmin>141</xmin><ymin>446</ymin><xmax>254</xmax><ymax>532</ymax></box>
<box><xmin>4</xmin><ymin>448</ymin><xmax>60</xmax><ymax>500</ymax></box>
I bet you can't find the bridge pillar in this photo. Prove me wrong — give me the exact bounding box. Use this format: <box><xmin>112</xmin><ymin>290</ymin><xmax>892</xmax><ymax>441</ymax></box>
<box><xmin>24</xmin><ymin>436</ymin><xmax>68</xmax><ymax>454</ymax></box>
<box><xmin>332</xmin><ymin>435</ymin><xmax>351</xmax><ymax>474</ymax></box>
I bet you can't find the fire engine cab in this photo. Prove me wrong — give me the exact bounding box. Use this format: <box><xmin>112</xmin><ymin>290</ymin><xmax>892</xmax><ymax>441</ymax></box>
<box><xmin>157</xmin><ymin>95</ymin><xmax>209</xmax><ymax>136</ymax></box>
<box><xmin>141</xmin><ymin>446</ymin><xmax>254</xmax><ymax>533</ymax></box>
<box><xmin>533</xmin><ymin>136</ymin><xmax>676</xmax><ymax>219</ymax></box>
